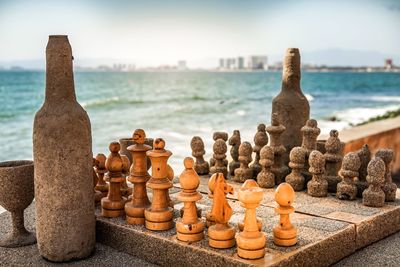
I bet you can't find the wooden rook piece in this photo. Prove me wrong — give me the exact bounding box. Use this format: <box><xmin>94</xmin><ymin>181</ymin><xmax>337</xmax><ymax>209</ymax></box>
<box><xmin>301</xmin><ymin>119</ymin><xmax>320</xmax><ymax>182</ymax></box>
<box><xmin>356</xmin><ymin>144</ymin><xmax>371</xmax><ymax>198</ymax></box>
<box><xmin>250</xmin><ymin>124</ymin><xmax>268</xmax><ymax>178</ymax></box>
<box><xmin>93</xmin><ymin>158</ymin><xmax>103</xmax><ymax>203</ymax></box>
<box><xmin>273</xmin><ymin>183</ymin><xmax>297</xmax><ymax>246</ymax></box>
<box><xmin>228</xmin><ymin>130</ymin><xmax>241</xmax><ymax>178</ymax></box>
<box><xmin>145</xmin><ymin>138</ymin><xmax>174</xmax><ymax>231</ymax></box>
<box><xmin>286</xmin><ymin>147</ymin><xmax>306</xmax><ymax>191</ymax></box>
<box><xmin>337</xmin><ymin>152</ymin><xmax>361</xmax><ymax>200</ymax></box>
<box><xmin>257</xmin><ymin>145</ymin><xmax>275</xmax><ymax>188</ymax></box>
<box><xmin>208</xmin><ymin>173</ymin><xmax>236</xmax><ymax>249</ymax></box>
<box><xmin>101</xmin><ymin>142</ymin><xmax>127</xmax><ymax>217</ymax></box>
<box><xmin>176</xmin><ymin>157</ymin><xmax>205</xmax><ymax>242</ymax></box>
<box><xmin>95</xmin><ymin>153</ymin><xmax>108</xmax><ymax>198</ymax></box>
<box><xmin>376</xmin><ymin>149</ymin><xmax>396</xmax><ymax>202</ymax></box>
<box><xmin>233</xmin><ymin>142</ymin><xmax>253</xmax><ymax>183</ymax></box>
<box><xmin>125</xmin><ymin>129</ymin><xmax>152</xmax><ymax>225</ymax></box>
<box><xmin>120</xmin><ymin>155</ymin><xmax>131</xmax><ymax>198</ymax></box>
<box><xmin>324</xmin><ymin>130</ymin><xmax>343</xmax><ymax>193</ymax></box>
<box><xmin>307</xmin><ymin>150</ymin><xmax>328</xmax><ymax>197</ymax></box>
<box><xmin>190</xmin><ymin>136</ymin><xmax>210</xmax><ymax>175</ymax></box>
<box><xmin>236</xmin><ymin>180</ymin><xmax>266</xmax><ymax>259</ymax></box>
<box><xmin>266</xmin><ymin>113</ymin><xmax>289</xmax><ymax>184</ymax></box>
<box><xmin>363</xmin><ymin>157</ymin><xmax>386</xmax><ymax>207</ymax></box>
<box><xmin>210</xmin><ymin>132</ymin><xmax>228</xmax><ymax>178</ymax></box>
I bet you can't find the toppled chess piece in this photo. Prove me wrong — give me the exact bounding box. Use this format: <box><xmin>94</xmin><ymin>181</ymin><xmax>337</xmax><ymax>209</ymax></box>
<box><xmin>307</xmin><ymin>150</ymin><xmax>328</xmax><ymax>197</ymax></box>
<box><xmin>176</xmin><ymin>157</ymin><xmax>205</xmax><ymax>242</ymax></box>
<box><xmin>250</xmin><ymin>124</ymin><xmax>269</xmax><ymax>178</ymax></box>
<box><xmin>228</xmin><ymin>130</ymin><xmax>241</xmax><ymax>178</ymax></box>
<box><xmin>286</xmin><ymin>147</ymin><xmax>306</xmax><ymax>191</ymax></box>
<box><xmin>356</xmin><ymin>144</ymin><xmax>371</xmax><ymax>197</ymax></box>
<box><xmin>233</xmin><ymin>142</ymin><xmax>253</xmax><ymax>183</ymax></box>
<box><xmin>208</xmin><ymin>173</ymin><xmax>235</xmax><ymax>248</ymax></box>
<box><xmin>301</xmin><ymin>119</ymin><xmax>321</xmax><ymax>181</ymax></box>
<box><xmin>120</xmin><ymin>155</ymin><xmax>131</xmax><ymax>198</ymax></box>
<box><xmin>236</xmin><ymin>180</ymin><xmax>266</xmax><ymax>259</ymax></box>
<box><xmin>376</xmin><ymin>149</ymin><xmax>396</xmax><ymax>202</ymax></box>
<box><xmin>273</xmin><ymin>183</ymin><xmax>297</xmax><ymax>246</ymax></box>
<box><xmin>210</xmin><ymin>132</ymin><xmax>228</xmax><ymax>178</ymax></box>
<box><xmin>324</xmin><ymin>130</ymin><xmax>343</xmax><ymax>193</ymax></box>
<box><xmin>191</xmin><ymin>136</ymin><xmax>210</xmax><ymax>175</ymax></box>
<box><xmin>363</xmin><ymin>157</ymin><xmax>386</xmax><ymax>207</ymax></box>
<box><xmin>257</xmin><ymin>145</ymin><xmax>275</xmax><ymax>188</ymax></box>
<box><xmin>337</xmin><ymin>152</ymin><xmax>360</xmax><ymax>200</ymax></box>
<box><xmin>95</xmin><ymin>153</ymin><xmax>108</xmax><ymax>198</ymax></box>
<box><xmin>93</xmin><ymin>158</ymin><xmax>103</xmax><ymax>203</ymax></box>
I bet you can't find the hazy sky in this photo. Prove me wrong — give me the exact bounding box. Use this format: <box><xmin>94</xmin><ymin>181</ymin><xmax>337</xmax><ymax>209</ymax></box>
<box><xmin>0</xmin><ymin>0</ymin><xmax>399</xmax><ymax>67</ymax></box>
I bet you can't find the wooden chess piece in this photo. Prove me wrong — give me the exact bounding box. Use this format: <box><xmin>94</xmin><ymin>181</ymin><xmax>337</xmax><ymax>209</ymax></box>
<box><xmin>210</xmin><ymin>132</ymin><xmax>228</xmax><ymax>178</ymax></box>
<box><xmin>324</xmin><ymin>130</ymin><xmax>344</xmax><ymax>193</ymax></box>
<box><xmin>167</xmin><ymin>164</ymin><xmax>175</xmax><ymax>208</ymax></box>
<box><xmin>376</xmin><ymin>149</ymin><xmax>397</xmax><ymax>202</ymax></box>
<box><xmin>233</xmin><ymin>142</ymin><xmax>253</xmax><ymax>183</ymax></box>
<box><xmin>337</xmin><ymin>152</ymin><xmax>360</xmax><ymax>200</ymax></box>
<box><xmin>208</xmin><ymin>173</ymin><xmax>236</xmax><ymax>249</ymax></box>
<box><xmin>301</xmin><ymin>119</ymin><xmax>320</xmax><ymax>182</ymax></box>
<box><xmin>120</xmin><ymin>155</ymin><xmax>131</xmax><ymax>199</ymax></box>
<box><xmin>228</xmin><ymin>130</ymin><xmax>241</xmax><ymax>178</ymax></box>
<box><xmin>145</xmin><ymin>138</ymin><xmax>174</xmax><ymax>231</ymax></box>
<box><xmin>95</xmin><ymin>153</ymin><xmax>108</xmax><ymax>198</ymax></box>
<box><xmin>286</xmin><ymin>147</ymin><xmax>306</xmax><ymax>191</ymax></box>
<box><xmin>93</xmin><ymin>158</ymin><xmax>103</xmax><ymax>203</ymax></box>
<box><xmin>266</xmin><ymin>113</ymin><xmax>289</xmax><ymax>184</ymax></box>
<box><xmin>101</xmin><ymin>142</ymin><xmax>127</xmax><ymax>217</ymax></box>
<box><xmin>307</xmin><ymin>150</ymin><xmax>328</xmax><ymax>197</ymax></box>
<box><xmin>176</xmin><ymin>157</ymin><xmax>205</xmax><ymax>242</ymax></box>
<box><xmin>355</xmin><ymin>144</ymin><xmax>371</xmax><ymax>197</ymax></box>
<box><xmin>191</xmin><ymin>136</ymin><xmax>210</xmax><ymax>175</ymax></box>
<box><xmin>236</xmin><ymin>180</ymin><xmax>266</xmax><ymax>259</ymax></box>
<box><xmin>273</xmin><ymin>183</ymin><xmax>297</xmax><ymax>246</ymax></box>
<box><xmin>257</xmin><ymin>145</ymin><xmax>275</xmax><ymax>188</ymax></box>
<box><xmin>125</xmin><ymin>129</ymin><xmax>152</xmax><ymax>225</ymax></box>
<box><xmin>363</xmin><ymin>157</ymin><xmax>386</xmax><ymax>207</ymax></box>
<box><xmin>206</xmin><ymin>174</ymin><xmax>216</xmax><ymax>227</ymax></box>
<box><xmin>250</xmin><ymin>124</ymin><xmax>269</xmax><ymax>178</ymax></box>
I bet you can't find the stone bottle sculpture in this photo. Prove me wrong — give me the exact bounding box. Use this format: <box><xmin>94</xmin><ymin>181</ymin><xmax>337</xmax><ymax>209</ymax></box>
<box><xmin>272</xmin><ymin>48</ymin><xmax>310</xmax><ymax>165</ymax></box>
<box><xmin>33</xmin><ymin>35</ymin><xmax>95</xmax><ymax>262</ymax></box>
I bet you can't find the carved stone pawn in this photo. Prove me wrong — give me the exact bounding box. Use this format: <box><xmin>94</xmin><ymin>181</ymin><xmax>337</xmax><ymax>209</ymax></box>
<box><xmin>307</xmin><ymin>150</ymin><xmax>328</xmax><ymax>197</ymax></box>
<box><xmin>93</xmin><ymin>158</ymin><xmax>103</xmax><ymax>203</ymax></box>
<box><xmin>257</xmin><ymin>145</ymin><xmax>275</xmax><ymax>188</ymax></box>
<box><xmin>324</xmin><ymin>130</ymin><xmax>343</xmax><ymax>193</ymax></box>
<box><xmin>363</xmin><ymin>157</ymin><xmax>386</xmax><ymax>207</ymax></box>
<box><xmin>285</xmin><ymin>147</ymin><xmax>306</xmax><ymax>191</ymax></box>
<box><xmin>190</xmin><ymin>136</ymin><xmax>209</xmax><ymax>175</ymax></box>
<box><xmin>228</xmin><ymin>130</ymin><xmax>241</xmax><ymax>178</ymax></box>
<box><xmin>301</xmin><ymin>119</ymin><xmax>321</xmax><ymax>182</ymax></box>
<box><xmin>250</xmin><ymin>124</ymin><xmax>268</xmax><ymax>178</ymax></box>
<box><xmin>210</xmin><ymin>132</ymin><xmax>228</xmax><ymax>169</ymax></box>
<box><xmin>356</xmin><ymin>144</ymin><xmax>371</xmax><ymax>197</ymax></box>
<box><xmin>95</xmin><ymin>153</ymin><xmax>108</xmax><ymax>198</ymax></box>
<box><xmin>233</xmin><ymin>142</ymin><xmax>253</xmax><ymax>183</ymax></box>
<box><xmin>337</xmin><ymin>152</ymin><xmax>360</xmax><ymax>200</ymax></box>
<box><xmin>210</xmin><ymin>132</ymin><xmax>228</xmax><ymax>178</ymax></box>
<box><xmin>376</xmin><ymin>149</ymin><xmax>397</xmax><ymax>202</ymax></box>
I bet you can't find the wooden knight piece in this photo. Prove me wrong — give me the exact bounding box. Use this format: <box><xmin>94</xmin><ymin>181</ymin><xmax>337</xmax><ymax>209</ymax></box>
<box><xmin>336</xmin><ymin>152</ymin><xmax>360</xmax><ymax>200</ymax></box>
<box><xmin>301</xmin><ymin>119</ymin><xmax>321</xmax><ymax>181</ymax></box>
<box><xmin>250</xmin><ymin>124</ymin><xmax>268</xmax><ymax>178</ymax></box>
<box><xmin>363</xmin><ymin>157</ymin><xmax>386</xmax><ymax>207</ymax></box>
<box><xmin>376</xmin><ymin>149</ymin><xmax>396</xmax><ymax>202</ymax></box>
<box><xmin>190</xmin><ymin>136</ymin><xmax>209</xmax><ymax>175</ymax></box>
<box><xmin>228</xmin><ymin>130</ymin><xmax>241</xmax><ymax>178</ymax></box>
<box><xmin>257</xmin><ymin>145</ymin><xmax>275</xmax><ymax>188</ymax></box>
<box><xmin>95</xmin><ymin>153</ymin><xmax>108</xmax><ymax>198</ymax></box>
<box><xmin>144</xmin><ymin>138</ymin><xmax>174</xmax><ymax>231</ymax></box>
<box><xmin>233</xmin><ymin>142</ymin><xmax>253</xmax><ymax>183</ymax></box>
<box><xmin>125</xmin><ymin>129</ymin><xmax>152</xmax><ymax>225</ymax></box>
<box><xmin>286</xmin><ymin>147</ymin><xmax>306</xmax><ymax>191</ymax></box>
<box><xmin>355</xmin><ymin>144</ymin><xmax>371</xmax><ymax>197</ymax></box>
<box><xmin>307</xmin><ymin>150</ymin><xmax>328</xmax><ymax>197</ymax></box>
<box><xmin>324</xmin><ymin>130</ymin><xmax>343</xmax><ymax>193</ymax></box>
<box><xmin>120</xmin><ymin>155</ymin><xmax>131</xmax><ymax>198</ymax></box>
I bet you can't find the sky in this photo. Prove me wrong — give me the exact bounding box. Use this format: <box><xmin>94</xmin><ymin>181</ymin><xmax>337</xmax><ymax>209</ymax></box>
<box><xmin>0</xmin><ymin>0</ymin><xmax>399</xmax><ymax>68</ymax></box>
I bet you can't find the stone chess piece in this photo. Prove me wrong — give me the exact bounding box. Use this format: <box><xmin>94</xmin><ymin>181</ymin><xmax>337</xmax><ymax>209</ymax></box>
<box><xmin>120</xmin><ymin>155</ymin><xmax>131</xmax><ymax>198</ymax></box>
<box><xmin>95</xmin><ymin>153</ymin><xmax>108</xmax><ymax>198</ymax></box>
<box><xmin>233</xmin><ymin>142</ymin><xmax>253</xmax><ymax>183</ymax></box>
<box><xmin>324</xmin><ymin>130</ymin><xmax>344</xmax><ymax>193</ymax></box>
<box><xmin>336</xmin><ymin>152</ymin><xmax>361</xmax><ymax>200</ymax></box>
<box><xmin>210</xmin><ymin>132</ymin><xmax>228</xmax><ymax>178</ymax></box>
<box><xmin>190</xmin><ymin>136</ymin><xmax>210</xmax><ymax>175</ymax></box>
<box><xmin>273</xmin><ymin>183</ymin><xmax>297</xmax><ymax>246</ymax></box>
<box><xmin>286</xmin><ymin>147</ymin><xmax>306</xmax><ymax>191</ymax></box>
<box><xmin>93</xmin><ymin>158</ymin><xmax>103</xmax><ymax>203</ymax></box>
<box><xmin>355</xmin><ymin>144</ymin><xmax>371</xmax><ymax>198</ymax></box>
<box><xmin>301</xmin><ymin>119</ymin><xmax>321</xmax><ymax>182</ymax></box>
<box><xmin>250</xmin><ymin>124</ymin><xmax>269</xmax><ymax>178</ymax></box>
<box><xmin>266</xmin><ymin>113</ymin><xmax>289</xmax><ymax>184</ymax></box>
<box><xmin>307</xmin><ymin>150</ymin><xmax>328</xmax><ymax>197</ymax></box>
<box><xmin>376</xmin><ymin>149</ymin><xmax>397</xmax><ymax>202</ymax></box>
<box><xmin>257</xmin><ymin>145</ymin><xmax>275</xmax><ymax>188</ymax></box>
<box><xmin>363</xmin><ymin>157</ymin><xmax>386</xmax><ymax>207</ymax></box>
<box><xmin>208</xmin><ymin>173</ymin><xmax>236</xmax><ymax>249</ymax></box>
<box><xmin>176</xmin><ymin>157</ymin><xmax>205</xmax><ymax>242</ymax></box>
<box><xmin>125</xmin><ymin>129</ymin><xmax>152</xmax><ymax>225</ymax></box>
<box><xmin>236</xmin><ymin>180</ymin><xmax>266</xmax><ymax>259</ymax></box>
<box><xmin>145</xmin><ymin>138</ymin><xmax>174</xmax><ymax>231</ymax></box>
<box><xmin>228</xmin><ymin>130</ymin><xmax>241</xmax><ymax>178</ymax></box>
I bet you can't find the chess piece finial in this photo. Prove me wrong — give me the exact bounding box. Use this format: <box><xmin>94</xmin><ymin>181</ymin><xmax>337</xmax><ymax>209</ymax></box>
<box><xmin>355</xmin><ymin>144</ymin><xmax>371</xmax><ymax>197</ymax></box>
<box><xmin>95</xmin><ymin>153</ymin><xmax>108</xmax><ymax>198</ymax></box>
<box><xmin>236</xmin><ymin>180</ymin><xmax>266</xmax><ymax>259</ymax></box>
<box><xmin>233</xmin><ymin>142</ymin><xmax>253</xmax><ymax>183</ymax></box>
<box><xmin>257</xmin><ymin>145</ymin><xmax>275</xmax><ymax>188</ymax></box>
<box><xmin>324</xmin><ymin>130</ymin><xmax>344</xmax><ymax>193</ymax></box>
<box><xmin>125</xmin><ymin>129</ymin><xmax>152</xmax><ymax>225</ymax></box>
<box><xmin>363</xmin><ymin>157</ymin><xmax>386</xmax><ymax>207</ymax></box>
<box><xmin>208</xmin><ymin>173</ymin><xmax>236</xmax><ymax>248</ymax></box>
<box><xmin>190</xmin><ymin>136</ymin><xmax>210</xmax><ymax>175</ymax></box>
<box><xmin>176</xmin><ymin>157</ymin><xmax>205</xmax><ymax>242</ymax></box>
<box><xmin>337</xmin><ymin>152</ymin><xmax>360</xmax><ymax>200</ymax></box>
<box><xmin>286</xmin><ymin>146</ymin><xmax>306</xmax><ymax>191</ymax></box>
<box><xmin>120</xmin><ymin>154</ymin><xmax>131</xmax><ymax>198</ymax></box>
<box><xmin>307</xmin><ymin>150</ymin><xmax>328</xmax><ymax>197</ymax></box>
<box><xmin>210</xmin><ymin>132</ymin><xmax>228</xmax><ymax>178</ymax></box>
<box><xmin>376</xmin><ymin>149</ymin><xmax>396</xmax><ymax>202</ymax></box>
<box><xmin>228</xmin><ymin>130</ymin><xmax>241</xmax><ymax>178</ymax></box>
<box><xmin>101</xmin><ymin>142</ymin><xmax>127</xmax><ymax>217</ymax></box>
<box><xmin>250</xmin><ymin>124</ymin><xmax>269</xmax><ymax>178</ymax></box>
<box><xmin>266</xmin><ymin>113</ymin><xmax>289</xmax><ymax>184</ymax></box>
<box><xmin>273</xmin><ymin>183</ymin><xmax>297</xmax><ymax>246</ymax></box>
<box><xmin>301</xmin><ymin>119</ymin><xmax>321</xmax><ymax>181</ymax></box>
<box><xmin>93</xmin><ymin>157</ymin><xmax>103</xmax><ymax>203</ymax></box>
<box><xmin>144</xmin><ymin>138</ymin><xmax>174</xmax><ymax>230</ymax></box>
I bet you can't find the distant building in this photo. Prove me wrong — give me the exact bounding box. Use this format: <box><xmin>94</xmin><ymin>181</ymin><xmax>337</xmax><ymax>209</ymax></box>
<box><xmin>248</xmin><ymin>56</ymin><xmax>268</xmax><ymax>70</ymax></box>
<box><xmin>385</xmin><ymin>58</ymin><xmax>393</xmax><ymax>70</ymax></box>
<box><xmin>219</xmin><ymin>58</ymin><xmax>225</xmax><ymax>69</ymax></box>
<box><xmin>178</xmin><ymin>60</ymin><xmax>187</xmax><ymax>70</ymax></box>
<box><xmin>237</xmin><ymin>57</ymin><xmax>244</xmax><ymax>69</ymax></box>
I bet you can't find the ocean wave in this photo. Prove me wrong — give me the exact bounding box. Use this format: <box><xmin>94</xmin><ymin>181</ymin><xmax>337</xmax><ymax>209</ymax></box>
<box><xmin>369</xmin><ymin>96</ymin><xmax>400</xmax><ymax>102</ymax></box>
<box><xmin>305</xmin><ymin>93</ymin><xmax>314</xmax><ymax>101</ymax></box>
<box><xmin>81</xmin><ymin>97</ymin><xmax>147</xmax><ymax>109</ymax></box>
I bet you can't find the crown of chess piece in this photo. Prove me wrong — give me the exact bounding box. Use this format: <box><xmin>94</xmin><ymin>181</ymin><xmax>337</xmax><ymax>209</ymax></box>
<box><xmin>307</xmin><ymin>150</ymin><xmax>328</xmax><ymax>197</ymax></box>
<box><xmin>236</xmin><ymin>180</ymin><xmax>266</xmax><ymax>259</ymax></box>
<box><xmin>190</xmin><ymin>136</ymin><xmax>210</xmax><ymax>175</ymax></box>
<box><xmin>144</xmin><ymin>138</ymin><xmax>174</xmax><ymax>231</ymax></box>
<box><xmin>257</xmin><ymin>145</ymin><xmax>275</xmax><ymax>188</ymax></box>
<box><xmin>286</xmin><ymin>146</ymin><xmax>306</xmax><ymax>191</ymax></box>
<box><xmin>210</xmin><ymin>132</ymin><xmax>228</xmax><ymax>178</ymax></box>
<box><xmin>363</xmin><ymin>157</ymin><xmax>386</xmax><ymax>207</ymax></box>
<box><xmin>375</xmin><ymin>149</ymin><xmax>396</xmax><ymax>202</ymax></box>
<box><xmin>301</xmin><ymin>119</ymin><xmax>321</xmax><ymax>182</ymax></box>
<box><xmin>250</xmin><ymin>124</ymin><xmax>269</xmax><ymax>178</ymax></box>
<box><xmin>176</xmin><ymin>157</ymin><xmax>205</xmax><ymax>242</ymax></box>
<box><xmin>273</xmin><ymin>183</ymin><xmax>297</xmax><ymax>246</ymax></box>
<box><xmin>120</xmin><ymin>154</ymin><xmax>132</xmax><ymax>199</ymax></box>
<box><xmin>93</xmin><ymin>158</ymin><xmax>103</xmax><ymax>203</ymax></box>
<box><xmin>208</xmin><ymin>173</ymin><xmax>236</xmax><ymax>249</ymax></box>
<box><xmin>233</xmin><ymin>142</ymin><xmax>254</xmax><ymax>183</ymax></box>
<box><xmin>95</xmin><ymin>153</ymin><xmax>108</xmax><ymax>198</ymax></box>
<box><xmin>266</xmin><ymin>113</ymin><xmax>289</xmax><ymax>184</ymax></box>
<box><xmin>125</xmin><ymin>129</ymin><xmax>152</xmax><ymax>225</ymax></box>
<box><xmin>355</xmin><ymin>144</ymin><xmax>371</xmax><ymax>198</ymax></box>
<box><xmin>337</xmin><ymin>152</ymin><xmax>361</xmax><ymax>200</ymax></box>
<box><xmin>101</xmin><ymin>142</ymin><xmax>127</xmax><ymax>218</ymax></box>
<box><xmin>228</xmin><ymin>130</ymin><xmax>241</xmax><ymax>178</ymax></box>
<box><xmin>324</xmin><ymin>130</ymin><xmax>344</xmax><ymax>193</ymax></box>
